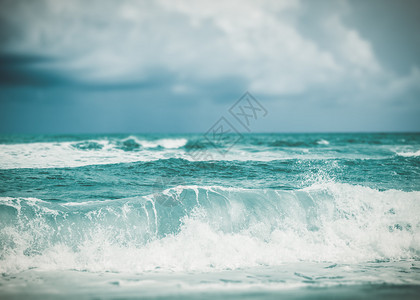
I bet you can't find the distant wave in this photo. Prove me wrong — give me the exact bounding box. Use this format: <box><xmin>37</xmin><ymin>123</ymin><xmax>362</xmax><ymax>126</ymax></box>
<box><xmin>395</xmin><ymin>150</ymin><xmax>420</xmax><ymax>157</ymax></box>
<box><xmin>0</xmin><ymin>137</ymin><xmax>188</xmax><ymax>169</ymax></box>
<box><xmin>119</xmin><ymin>136</ymin><xmax>188</xmax><ymax>149</ymax></box>
<box><xmin>0</xmin><ymin>136</ymin><xmax>418</xmax><ymax>169</ymax></box>
<box><xmin>72</xmin><ymin>141</ymin><xmax>105</xmax><ymax>150</ymax></box>
<box><xmin>316</xmin><ymin>139</ymin><xmax>330</xmax><ymax>145</ymax></box>
<box><xmin>1</xmin><ymin>182</ymin><xmax>419</xmax><ymax>273</ymax></box>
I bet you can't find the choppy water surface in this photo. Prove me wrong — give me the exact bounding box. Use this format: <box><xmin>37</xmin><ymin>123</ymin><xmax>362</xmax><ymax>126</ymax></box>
<box><xmin>0</xmin><ymin>133</ymin><xmax>419</xmax><ymax>299</ymax></box>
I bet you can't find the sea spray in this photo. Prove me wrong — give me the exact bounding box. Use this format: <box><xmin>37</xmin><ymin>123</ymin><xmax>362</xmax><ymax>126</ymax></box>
<box><xmin>1</xmin><ymin>183</ymin><xmax>419</xmax><ymax>273</ymax></box>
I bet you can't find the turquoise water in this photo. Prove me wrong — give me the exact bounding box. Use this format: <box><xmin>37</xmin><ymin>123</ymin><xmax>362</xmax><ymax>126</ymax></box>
<box><xmin>0</xmin><ymin>133</ymin><xmax>419</xmax><ymax>299</ymax></box>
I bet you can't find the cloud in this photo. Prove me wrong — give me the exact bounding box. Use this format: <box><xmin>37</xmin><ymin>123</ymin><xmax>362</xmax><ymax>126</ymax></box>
<box><xmin>1</xmin><ymin>0</ymin><xmax>418</xmax><ymax>98</ymax></box>
<box><xmin>0</xmin><ymin>0</ymin><xmax>419</xmax><ymax>132</ymax></box>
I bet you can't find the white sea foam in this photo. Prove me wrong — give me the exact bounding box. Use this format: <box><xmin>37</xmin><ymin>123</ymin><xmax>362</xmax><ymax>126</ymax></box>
<box><xmin>316</xmin><ymin>139</ymin><xmax>330</xmax><ymax>145</ymax></box>
<box><xmin>123</xmin><ymin>136</ymin><xmax>188</xmax><ymax>149</ymax></box>
<box><xmin>1</xmin><ymin>183</ymin><xmax>419</xmax><ymax>274</ymax></box>
<box><xmin>395</xmin><ymin>150</ymin><xmax>420</xmax><ymax>157</ymax></box>
<box><xmin>0</xmin><ymin>139</ymin><xmax>184</xmax><ymax>169</ymax></box>
<box><xmin>0</xmin><ymin>140</ymin><xmax>393</xmax><ymax>169</ymax></box>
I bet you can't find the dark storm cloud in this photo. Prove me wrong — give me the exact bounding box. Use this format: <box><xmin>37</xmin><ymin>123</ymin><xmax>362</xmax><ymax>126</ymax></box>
<box><xmin>0</xmin><ymin>53</ymin><xmax>68</xmax><ymax>86</ymax></box>
<box><xmin>0</xmin><ymin>52</ymin><xmax>178</xmax><ymax>91</ymax></box>
<box><xmin>0</xmin><ymin>0</ymin><xmax>419</xmax><ymax>133</ymax></box>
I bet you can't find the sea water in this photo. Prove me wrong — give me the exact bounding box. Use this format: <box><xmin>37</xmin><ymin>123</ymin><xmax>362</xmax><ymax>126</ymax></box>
<box><xmin>0</xmin><ymin>133</ymin><xmax>419</xmax><ymax>299</ymax></box>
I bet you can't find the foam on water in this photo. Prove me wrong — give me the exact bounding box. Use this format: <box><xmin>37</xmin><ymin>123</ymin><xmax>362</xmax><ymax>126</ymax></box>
<box><xmin>0</xmin><ymin>137</ymin><xmax>416</xmax><ymax>169</ymax></box>
<box><xmin>1</xmin><ymin>182</ymin><xmax>419</xmax><ymax>274</ymax></box>
<box><xmin>0</xmin><ymin>139</ymin><xmax>185</xmax><ymax>169</ymax></box>
<box><xmin>316</xmin><ymin>139</ymin><xmax>330</xmax><ymax>145</ymax></box>
<box><xmin>396</xmin><ymin>150</ymin><xmax>420</xmax><ymax>157</ymax></box>
<box><xmin>1</xmin><ymin>133</ymin><xmax>419</xmax><ymax>297</ymax></box>
<box><xmin>128</xmin><ymin>137</ymin><xmax>188</xmax><ymax>149</ymax></box>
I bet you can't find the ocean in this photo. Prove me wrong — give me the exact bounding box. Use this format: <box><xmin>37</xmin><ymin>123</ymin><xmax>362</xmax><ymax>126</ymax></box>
<box><xmin>0</xmin><ymin>133</ymin><xmax>419</xmax><ymax>299</ymax></box>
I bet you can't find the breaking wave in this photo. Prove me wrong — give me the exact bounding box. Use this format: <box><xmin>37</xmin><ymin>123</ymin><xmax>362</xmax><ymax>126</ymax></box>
<box><xmin>0</xmin><ymin>137</ymin><xmax>188</xmax><ymax>169</ymax></box>
<box><xmin>1</xmin><ymin>136</ymin><xmax>419</xmax><ymax>169</ymax></box>
<box><xmin>1</xmin><ymin>182</ymin><xmax>419</xmax><ymax>274</ymax></box>
<box><xmin>395</xmin><ymin>150</ymin><xmax>420</xmax><ymax>157</ymax></box>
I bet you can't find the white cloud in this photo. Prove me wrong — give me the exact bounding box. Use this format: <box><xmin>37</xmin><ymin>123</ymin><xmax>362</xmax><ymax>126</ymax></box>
<box><xmin>1</xmin><ymin>0</ymin><xmax>418</xmax><ymax>102</ymax></box>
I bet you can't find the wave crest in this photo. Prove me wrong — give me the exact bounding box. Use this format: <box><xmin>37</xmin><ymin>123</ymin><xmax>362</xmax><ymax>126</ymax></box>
<box><xmin>1</xmin><ymin>183</ymin><xmax>419</xmax><ymax>273</ymax></box>
<box><xmin>395</xmin><ymin>150</ymin><xmax>420</xmax><ymax>157</ymax></box>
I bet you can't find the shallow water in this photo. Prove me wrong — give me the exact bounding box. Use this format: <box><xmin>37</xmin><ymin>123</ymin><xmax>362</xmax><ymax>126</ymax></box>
<box><xmin>2</xmin><ymin>263</ymin><xmax>420</xmax><ymax>299</ymax></box>
<box><xmin>0</xmin><ymin>133</ymin><xmax>419</xmax><ymax>298</ymax></box>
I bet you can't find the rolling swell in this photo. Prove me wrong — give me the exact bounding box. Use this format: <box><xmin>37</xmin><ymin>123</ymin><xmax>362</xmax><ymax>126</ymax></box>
<box><xmin>1</xmin><ymin>182</ymin><xmax>419</xmax><ymax>273</ymax></box>
<box><xmin>1</xmin><ymin>157</ymin><xmax>418</xmax><ymax>205</ymax></box>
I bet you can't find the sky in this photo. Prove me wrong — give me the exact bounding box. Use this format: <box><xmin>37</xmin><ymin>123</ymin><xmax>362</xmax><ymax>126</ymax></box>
<box><xmin>0</xmin><ymin>0</ymin><xmax>419</xmax><ymax>133</ymax></box>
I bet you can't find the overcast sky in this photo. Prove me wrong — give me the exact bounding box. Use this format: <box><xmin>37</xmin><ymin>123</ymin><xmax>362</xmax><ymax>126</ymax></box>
<box><xmin>0</xmin><ymin>0</ymin><xmax>419</xmax><ymax>133</ymax></box>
